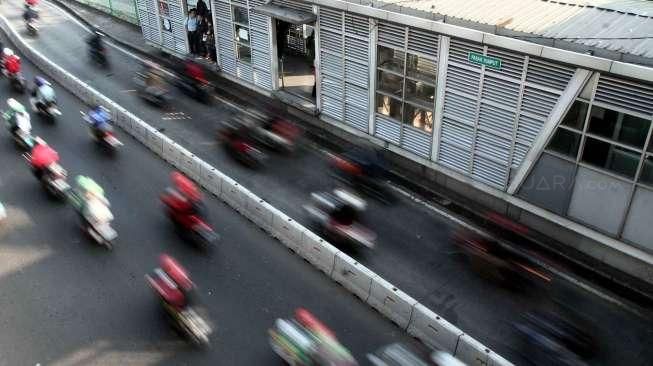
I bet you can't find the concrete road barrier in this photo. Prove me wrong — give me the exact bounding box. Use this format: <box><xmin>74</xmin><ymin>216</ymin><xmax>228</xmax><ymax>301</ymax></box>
<box><xmin>367</xmin><ymin>276</ymin><xmax>418</xmax><ymax>330</ymax></box>
<box><xmin>0</xmin><ymin>13</ymin><xmax>512</xmax><ymax>364</ymax></box>
<box><xmin>331</xmin><ymin>252</ymin><xmax>376</xmax><ymax>302</ymax></box>
<box><xmin>407</xmin><ymin>303</ymin><xmax>463</xmax><ymax>354</ymax></box>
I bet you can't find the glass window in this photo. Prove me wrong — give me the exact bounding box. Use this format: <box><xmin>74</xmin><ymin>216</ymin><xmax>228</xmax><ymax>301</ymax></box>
<box><xmin>649</xmin><ymin>139</ymin><xmax>653</xmax><ymax>153</ymax></box>
<box><xmin>547</xmin><ymin>128</ymin><xmax>581</xmax><ymax>158</ymax></box>
<box><xmin>403</xmin><ymin>103</ymin><xmax>433</xmax><ymax>132</ymax></box>
<box><xmin>377</xmin><ymin>70</ymin><xmax>403</xmax><ymax>97</ymax></box>
<box><xmin>405</xmin><ymin>79</ymin><xmax>435</xmax><ymax>108</ymax></box>
<box><xmin>233</xmin><ymin>6</ymin><xmax>248</xmax><ymax>25</ymax></box>
<box><xmin>377</xmin><ymin>45</ymin><xmax>404</xmax><ymax>74</ymax></box>
<box><xmin>587</xmin><ymin>106</ymin><xmax>650</xmax><ymax>148</ymax></box>
<box><xmin>406</xmin><ymin>54</ymin><xmax>436</xmax><ymax>83</ymax></box>
<box><xmin>235</xmin><ymin>24</ymin><xmax>250</xmax><ymax>45</ymax></box>
<box><xmin>581</xmin><ymin>137</ymin><xmax>639</xmax><ymax>178</ymax></box>
<box><xmin>376</xmin><ymin>93</ymin><xmax>402</xmax><ymax>121</ymax></box>
<box><xmin>561</xmin><ymin>100</ymin><xmax>588</xmax><ymax>130</ymax></box>
<box><xmin>640</xmin><ymin>156</ymin><xmax>653</xmax><ymax>186</ymax></box>
<box><xmin>237</xmin><ymin>44</ymin><xmax>251</xmax><ymax>63</ymax></box>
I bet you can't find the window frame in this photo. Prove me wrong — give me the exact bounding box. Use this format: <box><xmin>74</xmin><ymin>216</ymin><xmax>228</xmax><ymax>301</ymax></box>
<box><xmin>231</xmin><ymin>5</ymin><xmax>251</xmax><ymax>64</ymax></box>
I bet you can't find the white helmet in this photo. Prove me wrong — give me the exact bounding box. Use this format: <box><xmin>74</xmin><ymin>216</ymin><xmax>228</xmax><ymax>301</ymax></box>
<box><xmin>2</xmin><ymin>48</ymin><xmax>13</xmax><ymax>57</ymax></box>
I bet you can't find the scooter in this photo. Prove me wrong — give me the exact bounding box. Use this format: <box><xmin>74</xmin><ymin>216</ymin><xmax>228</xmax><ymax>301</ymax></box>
<box><xmin>161</xmin><ymin>190</ymin><xmax>219</xmax><ymax>250</ymax></box>
<box><xmin>330</xmin><ymin>149</ymin><xmax>396</xmax><ymax>204</ymax></box>
<box><xmin>81</xmin><ymin>111</ymin><xmax>123</xmax><ymax>151</ymax></box>
<box><xmin>31</xmin><ymin>97</ymin><xmax>61</xmax><ymax>121</ymax></box>
<box><xmin>26</xmin><ymin>18</ymin><xmax>38</xmax><ymax>35</ymax></box>
<box><xmin>218</xmin><ymin>122</ymin><xmax>267</xmax><ymax>169</ymax></box>
<box><xmin>6</xmin><ymin>71</ymin><xmax>26</xmax><ymax>94</ymax></box>
<box><xmin>303</xmin><ymin>189</ymin><xmax>376</xmax><ymax>249</ymax></box>
<box><xmin>23</xmin><ymin>151</ymin><xmax>70</xmax><ymax>200</ymax></box>
<box><xmin>6</xmin><ymin>112</ymin><xmax>34</xmax><ymax>150</ymax></box>
<box><xmin>78</xmin><ymin>198</ymin><xmax>117</xmax><ymax>250</ymax></box>
<box><xmin>133</xmin><ymin>72</ymin><xmax>170</xmax><ymax>108</ymax></box>
<box><xmin>252</xmin><ymin>116</ymin><xmax>303</xmax><ymax>154</ymax></box>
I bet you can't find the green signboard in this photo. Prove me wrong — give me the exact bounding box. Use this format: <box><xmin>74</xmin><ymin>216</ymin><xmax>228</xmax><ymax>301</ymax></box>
<box><xmin>468</xmin><ymin>52</ymin><xmax>502</xmax><ymax>70</ymax></box>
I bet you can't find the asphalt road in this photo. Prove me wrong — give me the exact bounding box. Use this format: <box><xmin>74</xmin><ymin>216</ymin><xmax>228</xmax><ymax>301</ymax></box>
<box><xmin>1</xmin><ymin>1</ymin><xmax>653</xmax><ymax>364</ymax></box>
<box><xmin>0</xmin><ymin>33</ymin><xmax>415</xmax><ymax>365</ymax></box>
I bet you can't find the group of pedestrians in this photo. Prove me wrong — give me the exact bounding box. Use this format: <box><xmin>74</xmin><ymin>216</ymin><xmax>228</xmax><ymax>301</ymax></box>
<box><xmin>185</xmin><ymin>0</ymin><xmax>216</xmax><ymax>63</ymax></box>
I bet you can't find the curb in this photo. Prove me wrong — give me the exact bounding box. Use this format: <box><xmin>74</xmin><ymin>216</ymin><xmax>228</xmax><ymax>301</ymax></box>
<box><xmin>0</xmin><ymin>10</ymin><xmax>515</xmax><ymax>366</ymax></box>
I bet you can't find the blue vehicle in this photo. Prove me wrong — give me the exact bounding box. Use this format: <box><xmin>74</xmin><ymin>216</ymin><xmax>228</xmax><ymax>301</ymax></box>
<box><xmin>82</xmin><ymin>106</ymin><xmax>122</xmax><ymax>150</ymax></box>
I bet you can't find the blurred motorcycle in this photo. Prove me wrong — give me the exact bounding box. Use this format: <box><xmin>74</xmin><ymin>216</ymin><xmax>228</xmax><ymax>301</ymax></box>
<box><xmin>23</xmin><ymin>138</ymin><xmax>70</xmax><ymax>200</ymax></box>
<box><xmin>218</xmin><ymin>119</ymin><xmax>267</xmax><ymax>168</ymax></box>
<box><xmin>133</xmin><ymin>63</ymin><xmax>170</xmax><ymax>108</ymax></box>
<box><xmin>303</xmin><ymin>188</ymin><xmax>376</xmax><ymax>249</ymax></box>
<box><xmin>67</xmin><ymin>176</ymin><xmax>117</xmax><ymax>250</ymax></box>
<box><xmin>330</xmin><ymin>147</ymin><xmax>395</xmax><ymax>204</ymax></box>
<box><xmin>4</xmin><ymin>99</ymin><xmax>34</xmax><ymax>150</ymax></box>
<box><xmin>82</xmin><ymin>107</ymin><xmax>123</xmax><ymax>151</ymax></box>
<box><xmin>251</xmin><ymin>115</ymin><xmax>303</xmax><ymax>154</ymax></box>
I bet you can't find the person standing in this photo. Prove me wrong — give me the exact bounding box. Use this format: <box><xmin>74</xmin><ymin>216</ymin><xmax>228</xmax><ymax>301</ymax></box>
<box><xmin>185</xmin><ymin>9</ymin><xmax>198</xmax><ymax>55</ymax></box>
<box><xmin>197</xmin><ymin>14</ymin><xmax>209</xmax><ymax>59</ymax></box>
<box><xmin>196</xmin><ymin>0</ymin><xmax>208</xmax><ymax>18</ymax></box>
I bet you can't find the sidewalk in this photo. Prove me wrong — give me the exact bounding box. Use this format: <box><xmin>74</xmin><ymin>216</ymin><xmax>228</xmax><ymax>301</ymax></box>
<box><xmin>51</xmin><ymin>0</ymin><xmax>653</xmax><ymax>305</ymax></box>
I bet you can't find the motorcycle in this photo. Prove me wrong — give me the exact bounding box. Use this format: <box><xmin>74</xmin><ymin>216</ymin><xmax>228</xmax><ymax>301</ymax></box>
<box><xmin>145</xmin><ymin>256</ymin><xmax>212</xmax><ymax>346</ymax></box>
<box><xmin>25</xmin><ymin>18</ymin><xmax>38</xmax><ymax>35</ymax></box>
<box><xmin>6</xmin><ymin>71</ymin><xmax>26</xmax><ymax>94</ymax></box>
<box><xmin>5</xmin><ymin>112</ymin><xmax>34</xmax><ymax>150</ymax></box>
<box><xmin>160</xmin><ymin>189</ymin><xmax>219</xmax><ymax>250</ymax></box>
<box><xmin>452</xmin><ymin>229</ymin><xmax>551</xmax><ymax>290</ymax></box>
<box><xmin>31</xmin><ymin>97</ymin><xmax>61</xmax><ymax>121</ymax></box>
<box><xmin>173</xmin><ymin>73</ymin><xmax>210</xmax><ymax>103</ymax></box>
<box><xmin>251</xmin><ymin>116</ymin><xmax>303</xmax><ymax>154</ymax></box>
<box><xmin>133</xmin><ymin>71</ymin><xmax>170</xmax><ymax>108</ymax></box>
<box><xmin>303</xmin><ymin>189</ymin><xmax>376</xmax><ymax>249</ymax></box>
<box><xmin>330</xmin><ymin>148</ymin><xmax>395</xmax><ymax>204</ymax></box>
<box><xmin>88</xmin><ymin>46</ymin><xmax>108</xmax><ymax>68</ymax></box>
<box><xmin>66</xmin><ymin>180</ymin><xmax>117</xmax><ymax>250</ymax></box>
<box><xmin>81</xmin><ymin>111</ymin><xmax>123</xmax><ymax>151</ymax></box>
<box><xmin>218</xmin><ymin>121</ymin><xmax>267</xmax><ymax>168</ymax></box>
<box><xmin>23</xmin><ymin>144</ymin><xmax>70</xmax><ymax>200</ymax></box>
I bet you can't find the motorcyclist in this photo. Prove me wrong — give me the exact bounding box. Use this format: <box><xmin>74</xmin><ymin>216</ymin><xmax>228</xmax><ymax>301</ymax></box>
<box><xmin>27</xmin><ymin>137</ymin><xmax>59</xmax><ymax>181</ymax></box>
<box><xmin>23</xmin><ymin>4</ymin><xmax>39</xmax><ymax>23</ymax></box>
<box><xmin>161</xmin><ymin>171</ymin><xmax>205</xmax><ymax>219</ymax></box>
<box><xmin>30</xmin><ymin>76</ymin><xmax>56</xmax><ymax>111</ymax></box>
<box><xmin>2</xmin><ymin>49</ymin><xmax>21</xmax><ymax>76</ymax></box>
<box><xmin>85</xmin><ymin>105</ymin><xmax>112</xmax><ymax>140</ymax></box>
<box><xmin>3</xmin><ymin>98</ymin><xmax>30</xmax><ymax>135</ymax></box>
<box><xmin>74</xmin><ymin>175</ymin><xmax>110</xmax><ymax>223</ymax></box>
<box><xmin>152</xmin><ymin>254</ymin><xmax>196</xmax><ymax>311</ymax></box>
<box><xmin>86</xmin><ymin>30</ymin><xmax>105</xmax><ymax>62</ymax></box>
<box><xmin>141</xmin><ymin>61</ymin><xmax>167</xmax><ymax>97</ymax></box>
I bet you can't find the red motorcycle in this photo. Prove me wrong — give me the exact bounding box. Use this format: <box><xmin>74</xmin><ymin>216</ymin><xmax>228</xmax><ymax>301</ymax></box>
<box><xmin>252</xmin><ymin>116</ymin><xmax>303</xmax><ymax>154</ymax></box>
<box><xmin>23</xmin><ymin>138</ymin><xmax>70</xmax><ymax>200</ymax></box>
<box><xmin>218</xmin><ymin>120</ymin><xmax>267</xmax><ymax>168</ymax></box>
<box><xmin>160</xmin><ymin>173</ymin><xmax>219</xmax><ymax>250</ymax></box>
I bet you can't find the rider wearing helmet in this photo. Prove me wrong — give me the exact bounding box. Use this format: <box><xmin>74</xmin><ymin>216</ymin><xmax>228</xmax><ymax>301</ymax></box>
<box><xmin>86</xmin><ymin>29</ymin><xmax>104</xmax><ymax>53</ymax></box>
<box><xmin>3</xmin><ymin>98</ymin><xmax>30</xmax><ymax>135</ymax></box>
<box><xmin>162</xmin><ymin>171</ymin><xmax>205</xmax><ymax>218</ymax></box>
<box><xmin>30</xmin><ymin>76</ymin><xmax>55</xmax><ymax>111</ymax></box>
<box><xmin>86</xmin><ymin>105</ymin><xmax>112</xmax><ymax>139</ymax></box>
<box><xmin>2</xmin><ymin>48</ymin><xmax>20</xmax><ymax>76</ymax></box>
<box><xmin>28</xmin><ymin>137</ymin><xmax>59</xmax><ymax>180</ymax></box>
<box><xmin>23</xmin><ymin>3</ymin><xmax>39</xmax><ymax>23</ymax></box>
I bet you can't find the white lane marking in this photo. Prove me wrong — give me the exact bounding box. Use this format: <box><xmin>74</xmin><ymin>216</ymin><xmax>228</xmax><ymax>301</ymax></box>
<box><xmin>388</xmin><ymin>183</ymin><xmax>649</xmax><ymax>319</ymax></box>
<box><xmin>41</xmin><ymin>0</ymin><xmax>649</xmax><ymax>319</ymax></box>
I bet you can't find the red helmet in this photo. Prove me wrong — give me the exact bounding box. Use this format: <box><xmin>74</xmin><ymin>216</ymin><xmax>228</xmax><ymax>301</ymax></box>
<box><xmin>30</xmin><ymin>143</ymin><xmax>59</xmax><ymax>169</ymax></box>
<box><xmin>159</xmin><ymin>253</ymin><xmax>194</xmax><ymax>291</ymax></box>
<box><xmin>171</xmin><ymin>171</ymin><xmax>201</xmax><ymax>201</ymax></box>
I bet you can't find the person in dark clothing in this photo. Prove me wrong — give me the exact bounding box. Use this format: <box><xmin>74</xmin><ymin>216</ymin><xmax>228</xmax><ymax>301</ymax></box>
<box><xmin>196</xmin><ymin>14</ymin><xmax>209</xmax><ymax>58</ymax></box>
<box><xmin>204</xmin><ymin>20</ymin><xmax>216</xmax><ymax>62</ymax></box>
<box><xmin>195</xmin><ymin>0</ymin><xmax>208</xmax><ymax>17</ymax></box>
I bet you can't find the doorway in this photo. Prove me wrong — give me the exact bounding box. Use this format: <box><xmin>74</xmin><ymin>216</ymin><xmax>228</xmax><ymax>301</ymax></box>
<box><xmin>275</xmin><ymin>19</ymin><xmax>316</xmax><ymax>102</ymax></box>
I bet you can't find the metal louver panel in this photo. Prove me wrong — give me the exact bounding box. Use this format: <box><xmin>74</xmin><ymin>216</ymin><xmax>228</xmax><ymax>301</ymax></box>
<box><xmin>345</xmin><ymin>36</ymin><xmax>368</xmax><ymax>62</ymax></box>
<box><xmin>320</xmin><ymin>51</ymin><xmax>342</xmax><ymax>77</ymax></box>
<box><xmin>475</xmin><ymin>130</ymin><xmax>511</xmax><ymax>165</ymax></box>
<box><xmin>249</xmin><ymin>0</ymin><xmax>266</xmax><ymax>6</ymax></box>
<box><xmin>275</xmin><ymin>0</ymin><xmax>313</xmax><ymax>13</ymax></box>
<box><xmin>595</xmin><ymin>75</ymin><xmax>653</xmax><ymax>116</ymax></box>
<box><xmin>231</xmin><ymin>0</ymin><xmax>246</xmax><ymax>6</ymax></box>
<box><xmin>443</xmin><ymin>92</ymin><xmax>477</xmax><ymax>124</ymax></box>
<box><xmin>215</xmin><ymin>1</ymin><xmax>232</xmax><ymax>36</ymax></box>
<box><xmin>345</xmin><ymin>103</ymin><xmax>368</xmax><ymax>131</ymax></box>
<box><xmin>253</xmin><ymin>68</ymin><xmax>273</xmax><ymax>89</ymax></box>
<box><xmin>512</xmin><ymin>142</ymin><xmax>530</xmax><ymax>168</ymax></box>
<box><xmin>477</xmin><ymin>103</ymin><xmax>515</xmax><ymax>138</ymax></box>
<box><xmin>250</xmin><ymin>29</ymin><xmax>269</xmax><ymax>50</ymax></box>
<box><xmin>374</xmin><ymin>115</ymin><xmax>401</xmax><ymax>144</ymax></box>
<box><xmin>321</xmin><ymin>76</ymin><xmax>343</xmax><ymax>96</ymax></box>
<box><xmin>438</xmin><ymin>140</ymin><xmax>471</xmax><ymax>173</ymax></box>
<box><xmin>521</xmin><ymin>87</ymin><xmax>559</xmax><ymax>119</ymax></box>
<box><xmin>320</xmin><ymin>29</ymin><xmax>342</xmax><ymax>53</ymax></box>
<box><xmin>401</xmin><ymin>127</ymin><xmax>431</xmax><ymax>158</ymax></box>
<box><xmin>162</xmin><ymin>32</ymin><xmax>174</xmax><ymax>49</ymax></box>
<box><xmin>345</xmin><ymin>59</ymin><xmax>368</xmax><ymax>87</ymax></box>
<box><xmin>515</xmin><ymin>113</ymin><xmax>543</xmax><ymax>145</ymax></box>
<box><xmin>485</xmin><ymin>47</ymin><xmax>525</xmax><ymax>80</ymax></box>
<box><xmin>238</xmin><ymin>62</ymin><xmax>253</xmax><ymax>82</ymax></box>
<box><xmin>472</xmin><ymin>155</ymin><xmax>506</xmax><ymax>188</ymax></box>
<box><xmin>526</xmin><ymin>57</ymin><xmax>574</xmax><ymax>91</ymax></box>
<box><xmin>319</xmin><ymin>7</ymin><xmax>342</xmax><ymax>31</ymax></box>
<box><xmin>345</xmin><ymin>13</ymin><xmax>369</xmax><ymax>37</ymax></box>
<box><xmin>377</xmin><ymin>21</ymin><xmax>405</xmax><ymax>48</ymax></box>
<box><xmin>446</xmin><ymin>65</ymin><xmax>480</xmax><ymax>97</ymax></box>
<box><xmin>249</xmin><ymin>13</ymin><xmax>269</xmax><ymax>32</ymax></box>
<box><xmin>449</xmin><ymin>39</ymin><xmax>483</xmax><ymax>66</ymax></box>
<box><xmin>440</xmin><ymin>119</ymin><xmax>474</xmax><ymax>149</ymax></box>
<box><xmin>322</xmin><ymin>95</ymin><xmax>343</xmax><ymax>120</ymax></box>
<box><xmin>345</xmin><ymin>82</ymin><xmax>368</xmax><ymax>109</ymax></box>
<box><xmin>407</xmin><ymin>28</ymin><xmax>438</xmax><ymax>58</ymax></box>
<box><xmin>481</xmin><ymin>75</ymin><xmax>520</xmax><ymax>106</ymax></box>
<box><xmin>219</xmin><ymin>38</ymin><xmax>237</xmax><ymax>76</ymax></box>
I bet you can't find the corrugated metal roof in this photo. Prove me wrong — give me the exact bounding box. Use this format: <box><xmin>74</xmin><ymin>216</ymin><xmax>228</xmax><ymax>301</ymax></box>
<box><xmin>366</xmin><ymin>0</ymin><xmax>653</xmax><ymax>65</ymax></box>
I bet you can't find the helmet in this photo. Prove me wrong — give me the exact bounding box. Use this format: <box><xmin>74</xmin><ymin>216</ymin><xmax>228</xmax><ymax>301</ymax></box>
<box><xmin>3</xmin><ymin>48</ymin><xmax>13</xmax><ymax>57</ymax></box>
<box><xmin>34</xmin><ymin>76</ymin><xmax>46</xmax><ymax>87</ymax></box>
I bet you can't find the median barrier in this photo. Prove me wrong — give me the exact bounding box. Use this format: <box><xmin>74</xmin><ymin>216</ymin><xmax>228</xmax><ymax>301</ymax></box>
<box><xmin>0</xmin><ymin>14</ymin><xmax>513</xmax><ymax>364</ymax></box>
<box><xmin>272</xmin><ymin>213</ymin><xmax>306</xmax><ymax>253</ymax></box>
<box><xmin>145</xmin><ymin>129</ymin><xmax>165</xmax><ymax>156</ymax></box>
<box><xmin>199</xmin><ymin>162</ymin><xmax>223</xmax><ymax>195</ymax></box>
<box><xmin>367</xmin><ymin>276</ymin><xmax>417</xmax><ymax>330</ymax></box>
<box><xmin>406</xmin><ymin>303</ymin><xmax>463</xmax><ymax>353</ymax></box>
<box><xmin>179</xmin><ymin>151</ymin><xmax>202</xmax><ymax>181</ymax></box>
<box><xmin>220</xmin><ymin>176</ymin><xmax>246</xmax><ymax>212</ymax></box>
<box><xmin>489</xmin><ymin>353</ymin><xmax>514</xmax><ymax>366</ymax></box>
<box><xmin>299</xmin><ymin>231</ymin><xmax>338</xmax><ymax>276</ymax></box>
<box><xmin>455</xmin><ymin>334</ymin><xmax>492</xmax><ymax>366</ymax></box>
<box><xmin>244</xmin><ymin>197</ymin><xmax>275</xmax><ymax>233</ymax></box>
<box><xmin>331</xmin><ymin>252</ymin><xmax>375</xmax><ymax>302</ymax></box>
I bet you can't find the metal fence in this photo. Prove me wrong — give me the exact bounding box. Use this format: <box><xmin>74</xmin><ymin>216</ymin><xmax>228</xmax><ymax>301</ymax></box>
<box><xmin>74</xmin><ymin>0</ymin><xmax>139</xmax><ymax>25</ymax></box>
